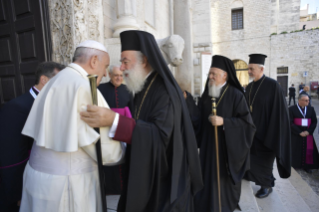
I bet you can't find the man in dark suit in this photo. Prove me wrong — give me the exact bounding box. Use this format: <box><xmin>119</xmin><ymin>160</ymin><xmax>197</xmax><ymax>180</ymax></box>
<box><xmin>289</xmin><ymin>84</ymin><xmax>296</xmax><ymax>105</ymax></box>
<box><xmin>0</xmin><ymin>62</ymin><xmax>64</xmax><ymax>212</ymax></box>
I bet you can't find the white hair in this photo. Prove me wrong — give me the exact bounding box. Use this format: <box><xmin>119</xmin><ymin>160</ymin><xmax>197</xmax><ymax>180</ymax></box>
<box><xmin>72</xmin><ymin>47</ymin><xmax>105</xmax><ymax>63</ymax></box>
<box><xmin>134</xmin><ymin>51</ymin><xmax>144</xmax><ymax>63</ymax></box>
<box><xmin>109</xmin><ymin>64</ymin><xmax>121</xmax><ymax>74</ymax></box>
<box><xmin>259</xmin><ymin>65</ymin><xmax>265</xmax><ymax>69</ymax></box>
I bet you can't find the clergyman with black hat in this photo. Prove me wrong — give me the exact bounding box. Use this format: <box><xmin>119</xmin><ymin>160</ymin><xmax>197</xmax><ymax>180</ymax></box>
<box><xmin>244</xmin><ymin>54</ymin><xmax>291</xmax><ymax>198</ymax></box>
<box><xmin>193</xmin><ymin>55</ymin><xmax>255</xmax><ymax>212</ymax></box>
<box><xmin>80</xmin><ymin>30</ymin><xmax>203</xmax><ymax>212</ymax></box>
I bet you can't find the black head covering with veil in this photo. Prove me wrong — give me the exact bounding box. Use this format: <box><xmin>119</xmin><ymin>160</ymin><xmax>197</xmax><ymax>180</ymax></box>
<box><xmin>201</xmin><ymin>55</ymin><xmax>243</xmax><ymax>99</ymax></box>
<box><xmin>120</xmin><ymin>30</ymin><xmax>203</xmax><ymax>203</ymax></box>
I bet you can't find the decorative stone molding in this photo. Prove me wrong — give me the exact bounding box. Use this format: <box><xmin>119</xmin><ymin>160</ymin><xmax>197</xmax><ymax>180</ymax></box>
<box><xmin>113</xmin><ymin>0</ymin><xmax>140</xmax><ymax>38</ymax></box>
<box><xmin>49</xmin><ymin>0</ymin><xmax>74</xmax><ymax>64</ymax></box>
<box><xmin>49</xmin><ymin>0</ymin><xmax>103</xmax><ymax>64</ymax></box>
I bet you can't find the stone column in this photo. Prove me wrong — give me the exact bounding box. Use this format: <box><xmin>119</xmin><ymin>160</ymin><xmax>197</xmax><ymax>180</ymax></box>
<box><xmin>174</xmin><ymin>0</ymin><xmax>193</xmax><ymax>93</ymax></box>
<box><xmin>112</xmin><ymin>0</ymin><xmax>140</xmax><ymax>38</ymax></box>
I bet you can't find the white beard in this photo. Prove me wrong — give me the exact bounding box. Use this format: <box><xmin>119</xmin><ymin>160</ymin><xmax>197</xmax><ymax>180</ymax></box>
<box><xmin>123</xmin><ymin>63</ymin><xmax>147</xmax><ymax>94</ymax></box>
<box><xmin>208</xmin><ymin>82</ymin><xmax>223</xmax><ymax>98</ymax></box>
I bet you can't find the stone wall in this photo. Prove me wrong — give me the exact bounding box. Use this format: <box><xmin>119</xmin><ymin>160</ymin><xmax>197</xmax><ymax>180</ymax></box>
<box><xmin>270</xmin><ymin>30</ymin><xmax>319</xmax><ymax>94</ymax></box>
<box><xmin>211</xmin><ymin>0</ymin><xmax>272</xmax><ymax>76</ymax></box>
<box><xmin>210</xmin><ymin>0</ymin><xmax>301</xmax><ymax>80</ymax></box>
<box><xmin>192</xmin><ymin>0</ymin><xmax>213</xmax><ymax>96</ymax></box>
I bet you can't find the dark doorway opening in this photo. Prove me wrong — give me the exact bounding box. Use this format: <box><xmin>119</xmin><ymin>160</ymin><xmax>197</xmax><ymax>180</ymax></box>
<box><xmin>277</xmin><ymin>76</ymin><xmax>288</xmax><ymax>97</ymax></box>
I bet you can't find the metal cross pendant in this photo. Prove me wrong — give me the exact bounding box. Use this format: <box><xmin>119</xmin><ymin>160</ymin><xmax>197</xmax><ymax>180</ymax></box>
<box><xmin>250</xmin><ymin>105</ymin><xmax>253</xmax><ymax>113</ymax></box>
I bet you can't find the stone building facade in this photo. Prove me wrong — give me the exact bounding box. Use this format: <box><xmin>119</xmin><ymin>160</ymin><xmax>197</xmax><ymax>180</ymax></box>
<box><xmin>48</xmin><ymin>0</ymin><xmax>214</xmax><ymax>95</ymax></box>
<box><xmin>47</xmin><ymin>0</ymin><xmax>318</xmax><ymax>97</ymax></box>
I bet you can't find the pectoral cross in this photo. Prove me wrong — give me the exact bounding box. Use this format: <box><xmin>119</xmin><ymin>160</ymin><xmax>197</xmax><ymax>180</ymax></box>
<box><xmin>250</xmin><ymin>105</ymin><xmax>253</xmax><ymax>113</ymax></box>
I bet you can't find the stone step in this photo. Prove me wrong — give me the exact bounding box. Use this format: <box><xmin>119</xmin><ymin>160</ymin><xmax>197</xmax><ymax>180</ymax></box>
<box><xmin>288</xmin><ymin>168</ymin><xmax>319</xmax><ymax>212</ymax></box>
<box><xmin>250</xmin><ymin>181</ymin><xmax>288</xmax><ymax>212</ymax></box>
<box><xmin>272</xmin><ymin>165</ymin><xmax>312</xmax><ymax>212</ymax></box>
<box><xmin>235</xmin><ymin>179</ymin><xmax>260</xmax><ymax>212</ymax></box>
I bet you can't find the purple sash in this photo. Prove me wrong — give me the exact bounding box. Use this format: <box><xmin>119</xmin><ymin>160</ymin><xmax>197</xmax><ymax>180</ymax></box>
<box><xmin>294</xmin><ymin>118</ymin><xmax>313</xmax><ymax>164</ymax></box>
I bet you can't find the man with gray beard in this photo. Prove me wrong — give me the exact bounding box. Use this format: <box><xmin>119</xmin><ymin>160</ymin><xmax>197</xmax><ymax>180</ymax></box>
<box><xmin>194</xmin><ymin>55</ymin><xmax>255</xmax><ymax>212</ymax></box>
<box><xmin>80</xmin><ymin>30</ymin><xmax>203</xmax><ymax>212</ymax></box>
<box><xmin>244</xmin><ymin>54</ymin><xmax>291</xmax><ymax>199</ymax></box>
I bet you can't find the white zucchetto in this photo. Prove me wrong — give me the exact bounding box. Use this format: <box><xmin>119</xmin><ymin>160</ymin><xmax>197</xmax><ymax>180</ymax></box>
<box><xmin>76</xmin><ymin>40</ymin><xmax>108</xmax><ymax>53</ymax></box>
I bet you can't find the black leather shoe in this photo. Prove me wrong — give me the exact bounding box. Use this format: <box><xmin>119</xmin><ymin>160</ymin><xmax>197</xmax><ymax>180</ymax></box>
<box><xmin>255</xmin><ymin>187</ymin><xmax>273</xmax><ymax>198</ymax></box>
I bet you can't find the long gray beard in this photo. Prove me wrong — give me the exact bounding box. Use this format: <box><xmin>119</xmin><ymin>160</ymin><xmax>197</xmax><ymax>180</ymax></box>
<box><xmin>208</xmin><ymin>83</ymin><xmax>223</xmax><ymax>98</ymax></box>
<box><xmin>123</xmin><ymin>63</ymin><xmax>147</xmax><ymax>94</ymax></box>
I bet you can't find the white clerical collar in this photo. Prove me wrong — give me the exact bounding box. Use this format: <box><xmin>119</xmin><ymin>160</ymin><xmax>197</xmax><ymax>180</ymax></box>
<box><xmin>68</xmin><ymin>63</ymin><xmax>89</xmax><ymax>78</ymax></box>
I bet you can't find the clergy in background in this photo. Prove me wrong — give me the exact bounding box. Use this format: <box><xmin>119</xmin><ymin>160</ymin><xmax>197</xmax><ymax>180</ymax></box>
<box><xmin>98</xmin><ymin>65</ymin><xmax>133</xmax><ymax>195</ymax></box>
<box><xmin>289</xmin><ymin>94</ymin><xmax>319</xmax><ymax>173</ymax></box>
<box><xmin>194</xmin><ymin>55</ymin><xmax>255</xmax><ymax>212</ymax></box>
<box><xmin>244</xmin><ymin>54</ymin><xmax>291</xmax><ymax>198</ymax></box>
<box><xmin>20</xmin><ymin>40</ymin><xmax>125</xmax><ymax>212</ymax></box>
<box><xmin>0</xmin><ymin>62</ymin><xmax>64</xmax><ymax>212</ymax></box>
<box><xmin>81</xmin><ymin>30</ymin><xmax>203</xmax><ymax>212</ymax></box>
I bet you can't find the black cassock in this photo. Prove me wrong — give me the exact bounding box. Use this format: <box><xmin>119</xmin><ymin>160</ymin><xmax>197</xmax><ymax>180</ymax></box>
<box><xmin>98</xmin><ymin>82</ymin><xmax>133</xmax><ymax>194</ymax></box>
<box><xmin>117</xmin><ymin>71</ymin><xmax>202</xmax><ymax>212</ymax></box>
<box><xmin>0</xmin><ymin>90</ymin><xmax>35</xmax><ymax>211</ymax></box>
<box><xmin>289</xmin><ymin>105</ymin><xmax>319</xmax><ymax>169</ymax></box>
<box><xmin>245</xmin><ymin>75</ymin><xmax>291</xmax><ymax>187</ymax></box>
<box><xmin>194</xmin><ymin>84</ymin><xmax>255</xmax><ymax>212</ymax></box>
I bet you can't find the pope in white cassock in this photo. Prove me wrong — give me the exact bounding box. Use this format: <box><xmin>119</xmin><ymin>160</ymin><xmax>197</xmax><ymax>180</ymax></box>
<box><xmin>20</xmin><ymin>41</ymin><xmax>126</xmax><ymax>212</ymax></box>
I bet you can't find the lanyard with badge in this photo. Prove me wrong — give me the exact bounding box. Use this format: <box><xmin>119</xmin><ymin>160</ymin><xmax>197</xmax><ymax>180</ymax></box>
<box><xmin>297</xmin><ymin>104</ymin><xmax>308</xmax><ymax>127</ymax></box>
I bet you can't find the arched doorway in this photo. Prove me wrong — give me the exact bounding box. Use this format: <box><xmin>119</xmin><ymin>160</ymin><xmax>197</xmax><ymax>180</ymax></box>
<box><xmin>233</xmin><ymin>60</ymin><xmax>249</xmax><ymax>87</ymax></box>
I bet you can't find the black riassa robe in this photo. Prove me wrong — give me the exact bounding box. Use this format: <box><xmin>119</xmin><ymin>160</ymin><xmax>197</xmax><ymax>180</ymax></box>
<box><xmin>245</xmin><ymin>75</ymin><xmax>291</xmax><ymax>187</ymax></box>
<box><xmin>0</xmin><ymin>90</ymin><xmax>35</xmax><ymax>211</ymax></box>
<box><xmin>98</xmin><ymin>82</ymin><xmax>133</xmax><ymax>195</ymax></box>
<box><xmin>289</xmin><ymin>105</ymin><xmax>319</xmax><ymax>169</ymax></box>
<box><xmin>116</xmin><ymin>71</ymin><xmax>199</xmax><ymax>212</ymax></box>
<box><xmin>195</xmin><ymin>84</ymin><xmax>255</xmax><ymax>212</ymax></box>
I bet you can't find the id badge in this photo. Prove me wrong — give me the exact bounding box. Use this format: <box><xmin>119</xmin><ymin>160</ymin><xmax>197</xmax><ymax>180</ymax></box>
<box><xmin>301</xmin><ymin>119</ymin><xmax>308</xmax><ymax>127</ymax></box>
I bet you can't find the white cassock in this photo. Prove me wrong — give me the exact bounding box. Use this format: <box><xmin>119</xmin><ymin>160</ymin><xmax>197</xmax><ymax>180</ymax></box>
<box><xmin>20</xmin><ymin>63</ymin><xmax>125</xmax><ymax>212</ymax></box>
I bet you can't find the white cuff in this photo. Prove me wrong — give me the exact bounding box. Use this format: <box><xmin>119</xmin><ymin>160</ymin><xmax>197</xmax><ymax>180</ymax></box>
<box><xmin>109</xmin><ymin>113</ymin><xmax>119</xmax><ymax>138</ymax></box>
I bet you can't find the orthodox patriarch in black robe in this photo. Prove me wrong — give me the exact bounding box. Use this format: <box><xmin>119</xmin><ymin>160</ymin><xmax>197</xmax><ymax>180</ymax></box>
<box><xmin>194</xmin><ymin>55</ymin><xmax>255</xmax><ymax>212</ymax></box>
<box><xmin>244</xmin><ymin>54</ymin><xmax>291</xmax><ymax>189</ymax></box>
<box><xmin>112</xmin><ymin>30</ymin><xmax>203</xmax><ymax>212</ymax></box>
<box><xmin>0</xmin><ymin>87</ymin><xmax>38</xmax><ymax>211</ymax></box>
<box><xmin>289</xmin><ymin>104</ymin><xmax>319</xmax><ymax>170</ymax></box>
<box><xmin>98</xmin><ymin>82</ymin><xmax>133</xmax><ymax>195</ymax></box>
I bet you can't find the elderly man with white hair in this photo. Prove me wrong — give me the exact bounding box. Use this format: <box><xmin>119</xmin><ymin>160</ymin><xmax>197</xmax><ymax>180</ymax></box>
<box><xmin>98</xmin><ymin>65</ymin><xmax>133</xmax><ymax>196</ymax></box>
<box><xmin>244</xmin><ymin>54</ymin><xmax>291</xmax><ymax>199</ymax></box>
<box><xmin>19</xmin><ymin>40</ymin><xmax>125</xmax><ymax>212</ymax></box>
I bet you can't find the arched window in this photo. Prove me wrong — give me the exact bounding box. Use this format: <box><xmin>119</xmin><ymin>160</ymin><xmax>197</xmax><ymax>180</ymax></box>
<box><xmin>233</xmin><ymin>59</ymin><xmax>249</xmax><ymax>86</ymax></box>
